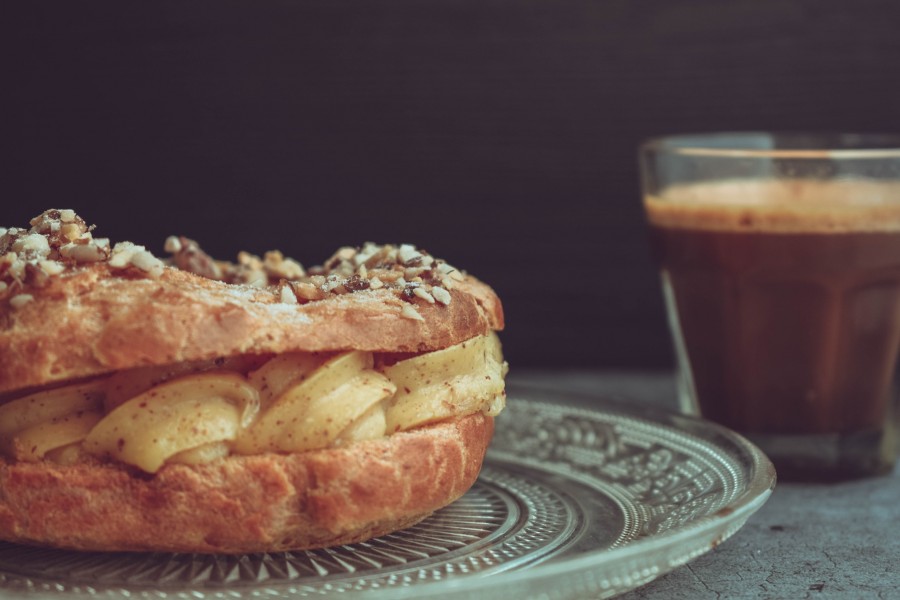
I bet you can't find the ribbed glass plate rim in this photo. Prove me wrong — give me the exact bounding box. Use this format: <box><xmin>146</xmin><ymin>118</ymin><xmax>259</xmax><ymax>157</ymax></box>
<box><xmin>360</xmin><ymin>383</ymin><xmax>777</xmax><ymax>599</ymax></box>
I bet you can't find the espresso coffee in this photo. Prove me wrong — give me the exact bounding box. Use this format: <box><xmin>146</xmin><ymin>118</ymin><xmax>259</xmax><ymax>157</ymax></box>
<box><xmin>646</xmin><ymin>180</ymin><xmax>900</xmax><ymax>441</ymax></box>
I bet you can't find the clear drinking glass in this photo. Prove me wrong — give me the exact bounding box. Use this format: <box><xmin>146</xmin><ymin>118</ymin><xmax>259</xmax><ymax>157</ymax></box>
<box><xmin>640</xmin><ymin>132</ymin><xmax>900</xmax><ymax>480</ymax></box>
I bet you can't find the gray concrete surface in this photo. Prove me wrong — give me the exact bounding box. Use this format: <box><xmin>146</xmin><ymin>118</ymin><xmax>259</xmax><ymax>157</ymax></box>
<box><xmin>510</xmin><ymin>371</ymin><xmax>900</xmax><ymax>599</ymax></box>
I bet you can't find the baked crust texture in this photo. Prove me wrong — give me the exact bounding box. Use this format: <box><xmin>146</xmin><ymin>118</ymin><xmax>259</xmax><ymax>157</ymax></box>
<box><xmin>0</xmin><ymin>219</ymin><xmax>506</xmax><ymax>553</ymax></box>
<box><xmin>0</xmin><ymin>412</ymin><xmax>493</xmax><ymax>553</ymax></box>
<box><xmin>0</xmin><ymin>264</ymin><xmax>504</xmax><ymax>395</ymax></box>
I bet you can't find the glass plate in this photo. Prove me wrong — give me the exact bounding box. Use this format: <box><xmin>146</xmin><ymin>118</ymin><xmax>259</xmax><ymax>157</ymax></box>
<box><xmin>0</xmin><ymin>385</ymin><xmax>775</xmax><ymax>599</ymax></box>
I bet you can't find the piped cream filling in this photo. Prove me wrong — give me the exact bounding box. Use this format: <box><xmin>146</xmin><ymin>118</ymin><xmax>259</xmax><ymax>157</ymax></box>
<box><xmin>0</xmin><ymin>334</ymin><xmax>507</xmax><ymax>473</ymax></box>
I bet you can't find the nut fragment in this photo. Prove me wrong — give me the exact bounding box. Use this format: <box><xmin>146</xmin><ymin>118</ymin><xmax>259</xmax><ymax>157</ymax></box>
<box><xmin>0</xmin><ymin>252</ymin><xmax>18</xmax><ymax>275</ymax></box>
<box><xmin>11</xmin><ymin>234</ymin><xmax>51</xmax><ymax>259</ymax></box>
<box><xmin>413</xmin><ymin>287</ymin><xmax>435</xmax><ymax>303</ymax></box>
<box><xmin>131</xmin><ymin>250</ymin><xmax>165</xmax><ymax>278</ymax></box>
<box><xmin>59</xmin><ymin>209</ymin><xmax>76</xmax><ymax>223</ymax></box>
<box><xmin>264</xmin><ymin>250</ymin><xmax>305</xmax><ymax>280</ymax></box>
<box><xmin>376</xmin><ymin>270</ymin><xmax>404</xmax><ymax>283</ymax></box>
<box><xmin>60</xmin><ymin>223</ymin><xmax>83</xmax><ymax>242</ymax></box>
<box><xmin>164</xmin><ymin>236</ymin><xmax>183</xmax><ymax>253</ymax></box>
<box><xmin>322</xmin><ymin>275</ymin><xmax>343</xmax><ymax>292</ymax></box>
<box><xmin>9</xmin><ymin>294</ymin><xmax>34</xmax><ymax>309</ymax></box>
<box><xmin>354</xmin><ymin>244</ymin><xmax>379</xmax><ymax>266</ymax></box>
<box><xmin>39</xmin><ymin>260</ymin><xmax>65</xmax><ymax>276</ymax></box>
<box><xmin>398</xmin><ymin>244</ymin><xmax>423</xmax><ymax>265</ymax></box>
<box><xmin>431</xmin><ymin>286</ymin><xmax>451</xmax><ymax>305</ymax></box>
<box><xmin>108</xmin><ymin>242</ymin><xmax>165</xmax><ymax>278</ymax></box>
<box><xmin>400</xmin><ymin>304</ymin><xmax>425</xmax><ymax>322</ymax></box>
<box><xmin>279</xmin><ymin>284</ymin><xmax>298</xmax><ymax>304</ymax></box>
<box><xmin>335</xmin><ymin>247</ymin><xmax>357</xmax><ymax>261</ymax></box>
<box><xmin>168</xmin><ymin>237</ymin><xmax>223</xmax><ymax>281</ymax></box>
<box><xmin>292</xmin><ymin>281</ymin><xmax>326</xmax><ymax>301</ymax></box>
<box><xmin>1</xmin><ymin>252</ymin><xmax>26</xmax><ymax>280</ymax></box>
<box><xmin>344</xmin><ymin>274</ymin><xmax>370</xmax><ymax>292</ymax></box>
<box><xmin>61</xmin><ymin>240</ymin><xmax>109</xmax><ymax>263</ymax></box>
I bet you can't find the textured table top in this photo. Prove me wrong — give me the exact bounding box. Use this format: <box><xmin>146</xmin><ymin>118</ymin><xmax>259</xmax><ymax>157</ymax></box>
<box><xmin>509</xmin><ymin>371</ymin><xmax>900</xmax><ymax>599</ymax></box>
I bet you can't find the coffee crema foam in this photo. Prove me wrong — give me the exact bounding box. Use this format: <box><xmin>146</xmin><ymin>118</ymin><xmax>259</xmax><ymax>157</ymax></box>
<box><xmin>645</xmin><ymin>179</ymin><xmax>900</xmax><ymax>233</ymax></box>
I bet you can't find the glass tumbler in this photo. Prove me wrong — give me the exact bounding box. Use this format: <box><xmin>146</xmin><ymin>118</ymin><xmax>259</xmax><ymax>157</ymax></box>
<box><xmin>640</xmin><ymin>132</ymin><xmax>900</xmax><ymax>480</ymax></box>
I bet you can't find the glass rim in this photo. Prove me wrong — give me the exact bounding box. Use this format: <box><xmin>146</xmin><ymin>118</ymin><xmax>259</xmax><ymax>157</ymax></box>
<box><xmin>641</xmin><ymin>132</ymin><xmax>900</xmax><ymax>160</ymax></box>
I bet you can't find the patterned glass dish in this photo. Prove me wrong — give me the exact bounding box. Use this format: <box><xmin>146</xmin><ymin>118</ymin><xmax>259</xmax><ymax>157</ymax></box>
<box><xmin>0</xmin><ymin>384</ymin><xmax>775</xmax><ymax>599</ymax></box>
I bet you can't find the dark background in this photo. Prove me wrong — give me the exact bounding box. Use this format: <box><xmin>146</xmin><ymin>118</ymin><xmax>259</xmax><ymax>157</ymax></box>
<box><xmin>6</xmin><ymin>1</ymin><xmax>900</xmax><ymax>368</ymax></box>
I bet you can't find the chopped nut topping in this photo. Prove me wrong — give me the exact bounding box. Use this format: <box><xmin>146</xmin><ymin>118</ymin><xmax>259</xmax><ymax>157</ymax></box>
<box><xmin>8</xmin><ymin>259</ymin><xmax>25</xmax><ymax>280</ymax></box>
<box><xmin>398</xmin><ymin>244</ymin><xmax>424</xmax><ymax>266</ymax></box>
<box><xmin>174</xmin><ymin>246</ymin><xmax>308</xmax><ymax>288</ymax></box>
<box><xmin>60</xmin><ymin>223</ymin><xmax>83</xmax><ymax>241</ymax></box>
<box><xmin>400</xmin><ymin>304</ymin><xmax>425</xmax><ymax>322</ymax></box>
<box><xmin>0</xmin><ymin>252</ymin><xmax>17</xmax><ymax>271</ymax></box>
<box><xmin>1</xmin><ymin>233</ymin><xmax>20</xmax><ymax>257</ymax></box>
<box><xmin>11</xmin><ymin>234</ymin><xmax>50</xmax><ymax>259</ymax></box>
<box><xmin>344</xmin><ymin>274</ymin><xmax>370</xmax><ymax>292</ymax></box>
<box><xmin>40</xmin><ymin>260</ymin><xmax>65</xmax><ymax>276</ymax></box>
<box><xmin>264</xmin><ymin>250</ymin><xmax>305</xmax><ymax>280</ymax></box>
<box><xmin>60</xmin><ymin>239</ymin><xmax>110</xmax><ymax>263</ymax></box>
<box><xmin>335</xmin><ymin>247</ymin><xmax>357</xmax><ymax>261</ymax></box>
<box><xmin>377</xmin><ymin>270</ymin><xmax>404</xmax><ymax>283</ymax></box>
<box><xmin>0</xmin><ymin>209</ymin><xmax>115</xmax><ymax>302</ymax></box>
<box><xmin>413</xmin><ymin>287</ymin><xmax>435</xmax><ymax>303</ymax></box>
<box><xmin>215</xmin><ymin>241</ymin><xmax>469</xmax><ymax>307</ymax></box>
<box><xmin>164</xmin><ymin>236</ymin><xmax>183</xmax><ymax>253</ymax></box>
<box><xmin>354</xmin><ymin>244</ymin><xmax>378</xmax><ymax>266</ymax></box>
<box><xmin>107</xmin><ymin>242</ymin><xmax>165</xmax><ymax>278</ymax></box>
<box><xmin>130</xmin><ymin>249</ymin><xmax>165</xmax><ymax>278</ymax></box>
<box><xmin>279</xmin><ymin>284</ymin><xmax>298</xmax><ymax>304</ymax></box>
<box><xmin>167</xmin><ymin>237</ymin><xmax>222</xmax><ymax>280</ymax></box>
<box><xmin>431</xmin><ymin>286</ymin><xmax>452</xmax><ymax>305</ymax></box>
<box><xmin>9</xmin><ymin>294</ymin><xmax>34</xmax><ymax>309</ymax></box>
<box><xmin>323</xmin><ymin>274</ymin><xmax>344</xmax><ymax>293</ymax></box>
<box><xmin>3</xmin><ymin>210</ymin><xmax>469</xmax><ymax>312</ymax></box>
<box><xmin>292</xmin><ymin>281</ymin><xmax>326</xmax><ymax>302</ymax></box>
<box><xmin>108</xmin><ymin>242</ymin><xmax>141</xmax><ymax>267</ymax></box>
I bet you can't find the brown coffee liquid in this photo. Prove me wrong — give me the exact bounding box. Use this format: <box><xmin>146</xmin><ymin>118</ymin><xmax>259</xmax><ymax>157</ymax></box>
<box><xmin>647</xmin><ymin>180</ymin><xmax>900</xmax><ymax>435</ymax></box>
